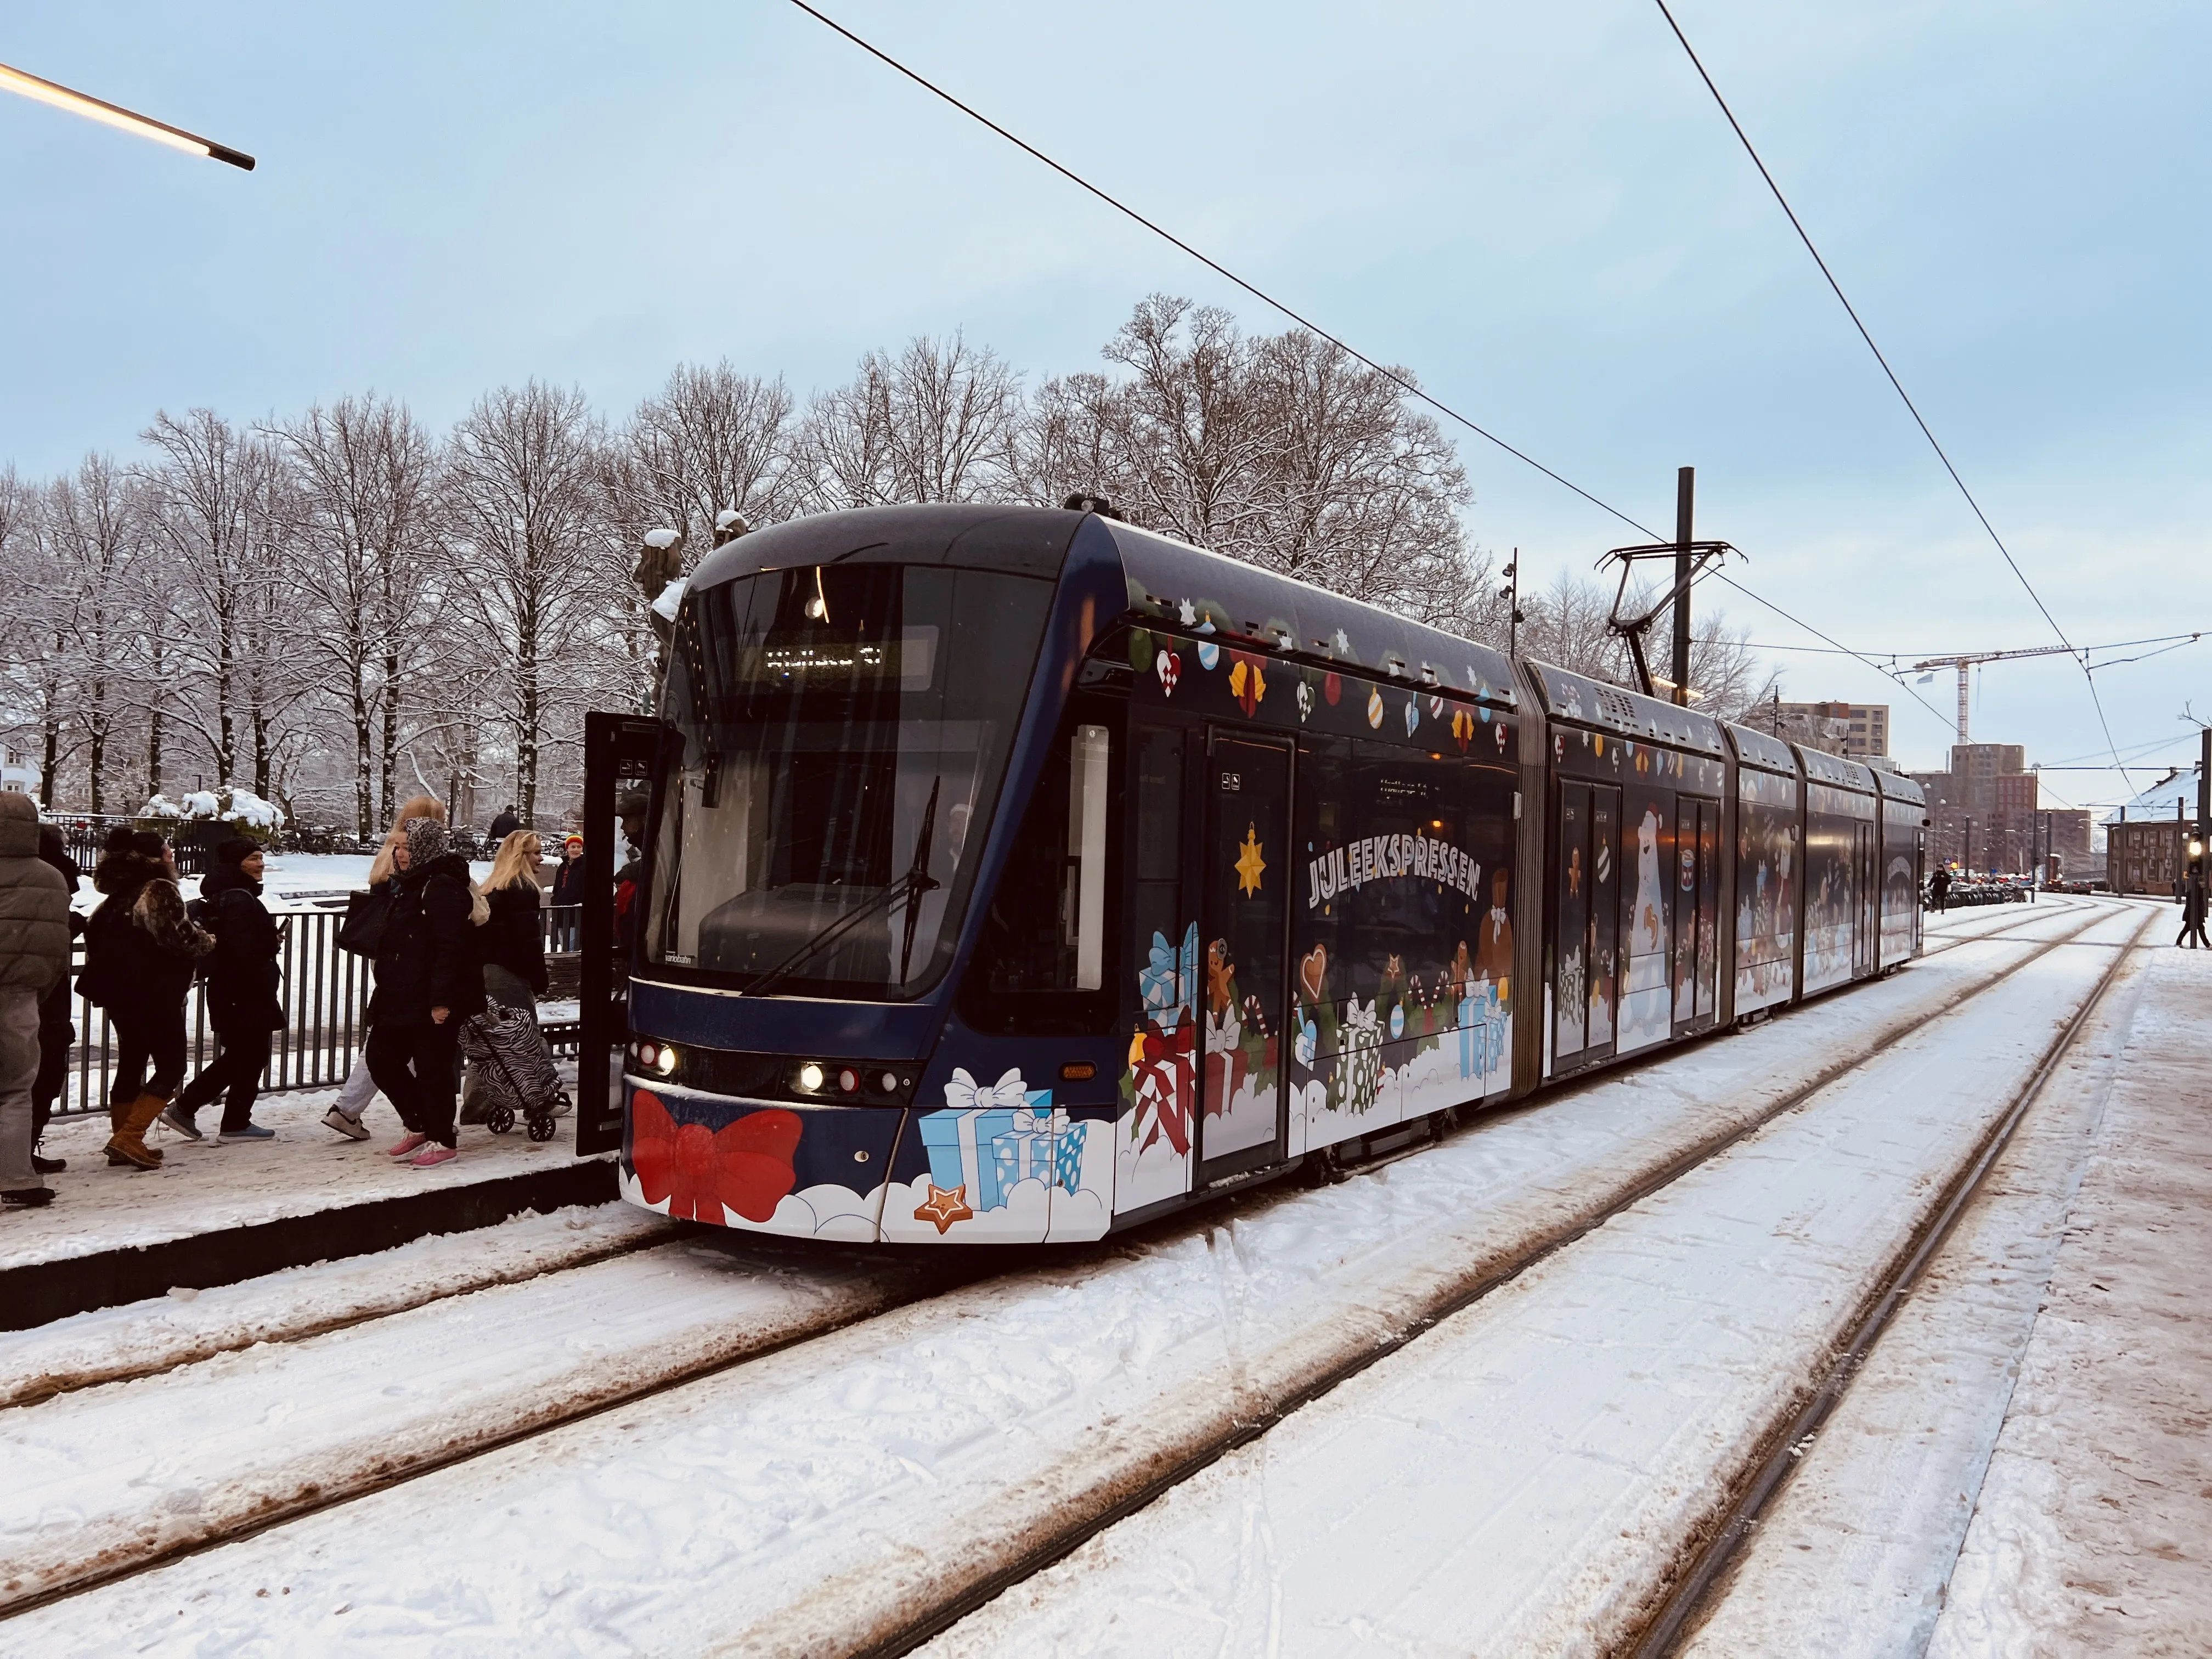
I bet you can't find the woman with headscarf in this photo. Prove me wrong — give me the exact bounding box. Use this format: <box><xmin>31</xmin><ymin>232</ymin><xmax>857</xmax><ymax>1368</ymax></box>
<box><xmin>79</xmin><ymin>831</ymin><xmax>211</xmax><ymax>1169</ymax></box>
<box><xmin>460</xmin><ymin>830</ymin><xmax>550</xmax><ymax>1123</ymax></box>
<box><xmin>323</xmin><ymin>794</ymin><xmax>448</xmax><ymax>1141</ymax></box>
<box><xmin>367</xmin><ymin>817</ymin><xmax>485</xmax><ymax>1166</ymax></box>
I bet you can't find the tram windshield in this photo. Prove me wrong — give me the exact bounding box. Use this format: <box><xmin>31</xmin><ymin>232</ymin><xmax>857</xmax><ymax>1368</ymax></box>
<box><xmin>646</xmin><ymin>562</ymin><xmax>1053</xmax><ymax>999</ymax></box>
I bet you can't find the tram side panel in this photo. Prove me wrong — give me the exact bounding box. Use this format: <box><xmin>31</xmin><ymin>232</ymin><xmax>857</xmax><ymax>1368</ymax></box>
<box><xmin>1287</xmin><ymin>719</ymin><xmax>1520</xmax><ymax>1158</ymax></box>
<box><xmin>1732</xmin><ymin>763</ymin><xmax>1799</xmax><ymax>1018</ymax></box>
<box><xmin>1877</xmin><ymin>781</ymin><xmax>1928</xmax><ymax>968</ymax></box>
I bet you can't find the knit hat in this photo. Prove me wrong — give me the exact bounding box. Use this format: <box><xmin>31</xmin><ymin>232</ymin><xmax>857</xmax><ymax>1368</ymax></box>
<box><xmin>216</xmin><ymin>837</ymin><xmax>259</xmax><ymax>866</ymax></box>
<box><xmin>563</xmin><ymin>834</ymin><xmax>584</xmax><ymax>851</ymax></box>
<box><xmin>404</xmin><ymin>816</ymin><xmax>451</xmax><ymax>867</ymax></box>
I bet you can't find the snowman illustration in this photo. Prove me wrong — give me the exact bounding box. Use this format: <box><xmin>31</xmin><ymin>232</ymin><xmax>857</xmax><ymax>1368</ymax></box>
<box><xmin>1634</xmin><ymin>806</ymin><xmax>1663</xmax><ymax>953</ymax></box>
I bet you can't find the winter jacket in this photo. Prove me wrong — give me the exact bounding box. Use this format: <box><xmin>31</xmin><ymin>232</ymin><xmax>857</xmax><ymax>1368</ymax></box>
<box><xmin>478</xmin><ymin>883</ymin><xmax>549</xmax><ymax>996</ymax></box>
<box><xmin>198</xmin><ymin>862</ymin><xmax>285</xmax><ymax>1032</ymax></box>
<box><xmin>369</xmin><ymin>852</ymin><xmax>487</xmax><ymax>1028</ymax></box>
<box><xmin>488</xmin><ymin>811</ymin><xmax>523</xmax><ymax>845</ymax></box>
<box><xmin>0</xmin><ymin>795</ymin><xmax>70</xmax><ymax>997</ymax></box>
<box><xmin>550</xmin><ymin>856</ymin><xmax>588</xmax><ymax>907</ymax></box>
<box><xmin>79</xmin><ymin>850</ymin><xmax>211</xmax><ymax>1013</ymax></box>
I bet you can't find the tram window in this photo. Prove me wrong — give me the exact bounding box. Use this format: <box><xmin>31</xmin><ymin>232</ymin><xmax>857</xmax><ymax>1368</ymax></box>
<box><xmin>960</xmin><ymin>706</ymin><xmax>1120</xmax><ymax>1034</ymax></box>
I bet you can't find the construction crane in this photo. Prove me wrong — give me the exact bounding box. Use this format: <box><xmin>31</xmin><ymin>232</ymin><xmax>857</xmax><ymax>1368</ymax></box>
<box><xmin>1910</xmin><ymin>646</ymin><xmax>2081</xmax><ymax>742</ymax></box>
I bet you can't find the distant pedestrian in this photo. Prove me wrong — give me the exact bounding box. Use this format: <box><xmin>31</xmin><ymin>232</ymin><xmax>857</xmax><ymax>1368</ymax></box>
<box><xmin>162</xmin><ymin>839</ymin><xmax>286</xmax><ymax>1143</ymax></box>
<box><xmin>78</xmin><ymin>831</ymin><xmax>210</xmax><ymax>1169</ymax></box>
<box><xmin>2179</xmin><ymin>878</ymin><xmax>2209</xmax><ymax>950</ymax></box>
<box><xmin>461</xmin><ymin>831</ymin><xmax>551</xmax><ymax>1124</ymax></box>
<box><xmin>488</xmin><ymin>804</ymin><xmax>523</xmax><ymax>845</ymax></box>
<box><xmin>366</xmin><ymin>816</ymin><xmax>485</xmax><ymax>1167</ymax></box>
<box><xmin>550</xmin><ymin>833</ymin><xmax>586</xmax><ymax>950</ymax></box>
<box><xmin>1928</xmin><ymin>866</ymin><xmax>1951</xmax><ymax>914</ymax></box>
<box><xmin>30</xmin><ymin>827</ymin><xmax>84</xmax><ymax>1176</ymax></box>
<box><xmin>1</xmin><ymin>794</ymin><xmax>72</xmax><ymax>1209</ymax></box>
<box><xmin>324</xmin><ymin>794</ymin><xmax>447</xmax><ymax>1141</ymax></box>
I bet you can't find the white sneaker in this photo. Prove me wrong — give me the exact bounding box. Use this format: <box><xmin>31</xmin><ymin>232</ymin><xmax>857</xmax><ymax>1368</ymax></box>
<box><xmin>323</xmin><ymin>1106</ymin><xmax>371</xmax><ymax>1141</ymax></box>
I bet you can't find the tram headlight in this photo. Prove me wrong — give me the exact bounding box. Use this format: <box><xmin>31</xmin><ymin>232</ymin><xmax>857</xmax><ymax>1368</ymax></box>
<box><xmin>797</xmin><ymin>1061</ymin><xmax>826</xmax><ymax>1093</ymax></box>
<box><xmin>635</xmin><ymin>1041</ymin><xmax>677</xmax><ymax>1077</ymax></box>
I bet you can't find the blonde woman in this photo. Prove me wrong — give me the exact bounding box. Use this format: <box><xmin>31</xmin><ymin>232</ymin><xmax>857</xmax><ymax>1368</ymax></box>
<box><xmin>460</xmin><ymin>831</ymin><xmax>550</xmax><ymax>1124</ymax></box>
<box><xmin>324</xmin><ymin>795</ymin><xmax>447</xmax><ymax>1140</ymax></box>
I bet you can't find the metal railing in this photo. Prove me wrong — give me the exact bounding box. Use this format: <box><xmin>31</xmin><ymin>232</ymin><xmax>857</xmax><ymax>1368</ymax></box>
<box><xmin>51</xmin><ymin>902</ymin><xmax>583</xmax><ymax>1119</ymax></box>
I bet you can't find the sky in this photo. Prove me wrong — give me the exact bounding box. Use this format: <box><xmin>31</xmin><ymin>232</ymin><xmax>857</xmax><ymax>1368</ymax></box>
<box><xmin>4</xmin><ymin>1</ymin><xmax>2207</xmax><ymax>797</ymax></box>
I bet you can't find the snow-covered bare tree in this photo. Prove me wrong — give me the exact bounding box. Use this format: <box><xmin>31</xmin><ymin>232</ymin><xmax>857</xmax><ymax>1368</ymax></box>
<box><xmin>40</xmin><ymin>454</ymin><xmax>144</xmax><ymax>811</ymax></box>
<box><xmin>615</xmin><ymin>362</ymin><xmax>793</xmax><ymax>554</ymax></box>
<box><xmin>280</xmin><ymin>395</ymin><xmax>443</xmax><ymax>837</ymax></box>
<box><xmin>138</xmin><ymin>409</ymin><xmax>285</xmax><ymax>791</ymax></box>
<box><xmin>793</xmin><ymin>333</ymin><xmax>1023</xmax><ymax>509</ymax></box>
<box><xmin>441</xmin><ymin>381</ymin><xmax>610</xmax><ymax>826</ymax></box>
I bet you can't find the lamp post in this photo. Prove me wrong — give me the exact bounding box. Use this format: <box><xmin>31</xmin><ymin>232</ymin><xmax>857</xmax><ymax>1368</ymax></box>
<box><xmin>1</xmin><ymin>60</ymin><xmax>253</xmax><ymax>167</ymax></box>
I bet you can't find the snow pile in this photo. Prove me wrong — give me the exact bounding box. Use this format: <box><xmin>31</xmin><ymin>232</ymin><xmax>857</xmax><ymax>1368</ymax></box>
<box><xmin>137</xmin><ymin>786</ymin><xmax>286</xmax><ymax>831</ymax></box>
<box><xmin>651</xmin><ymin>575</ymin><xmax>688</xmax><ymax>622</ymax></box>
<box><xmin>642</xmin><ymin>527</ymin><xmax>681</xmax><ymax>550</ymax></box>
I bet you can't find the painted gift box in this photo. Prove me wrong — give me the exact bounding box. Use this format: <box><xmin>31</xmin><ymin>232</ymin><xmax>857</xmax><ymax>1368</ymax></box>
<box><xmin>918</xmin><ymin>1092</ymin><xmax>1087</xmax><ymax>1212</ymax></box>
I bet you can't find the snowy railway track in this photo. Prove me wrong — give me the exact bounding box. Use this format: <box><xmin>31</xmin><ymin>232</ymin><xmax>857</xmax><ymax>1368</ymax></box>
<box><xmin>0</xmin><ymin>901</ymin><xmax>2128</xmax><ymax>1652</ymax></box>
<box><xmin>1628</xmin><ymin>896</ymin><xmax>2158</xmax><ymax>1656</ymax></box>
<box><xmin>916</xmin><ymin>901</ymin><xmax>2151</xmax><ymax>1657</ymax></box>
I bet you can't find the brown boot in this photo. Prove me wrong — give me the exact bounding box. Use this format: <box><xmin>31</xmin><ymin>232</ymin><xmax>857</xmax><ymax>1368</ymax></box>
<box><xmin>106</xmin><ymin>1092</ymin><xmax>168</xmax><ymax>1170</ymax></box>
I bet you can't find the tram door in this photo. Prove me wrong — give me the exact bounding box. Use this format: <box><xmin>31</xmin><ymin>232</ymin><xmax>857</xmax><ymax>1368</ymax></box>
<box><xmin>1673</xmin><ymin>797</ymin><xmax>1720</xmax><ymax>1029</ymax></box>
<box><xmin>1195</xmin><ymin>732</ymin><xmax>1290</xmax><ymax>1185</ymax></box>
<box><xmin>1553</xmin><ymin>781</ymin><xmax>1620</xmax><ymax>1069</ymax></box>
<box><xmin>1853</xmin><ymin>821</ymin><xmax>1878</xmax><ymax>977</ymax></box>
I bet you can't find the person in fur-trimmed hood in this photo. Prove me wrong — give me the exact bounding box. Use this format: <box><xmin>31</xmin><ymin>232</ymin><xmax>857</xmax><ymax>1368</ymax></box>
<box><xmin>365</xmin><ymin>817</ymin><xmax>486</xmax><ymax>1167</ymax></box>
<box><xmin>78</xmin><ymin>831</ymin><xmax>212</xmax><ymax>1169</ymax></box>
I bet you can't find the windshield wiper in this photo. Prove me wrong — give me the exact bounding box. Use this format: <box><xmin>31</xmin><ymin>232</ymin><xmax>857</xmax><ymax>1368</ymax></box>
<box><xmin>744</xmin><ymin>776</ymin><xmax>943</xmax><ymax>998</ymax></box>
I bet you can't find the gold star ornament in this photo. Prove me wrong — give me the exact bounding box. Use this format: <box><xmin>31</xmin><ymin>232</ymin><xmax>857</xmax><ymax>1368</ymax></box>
<box><xmin>1235</xmin><ymin>822</ymin><xmax>1267</xmax><ymax>896</ymax></box>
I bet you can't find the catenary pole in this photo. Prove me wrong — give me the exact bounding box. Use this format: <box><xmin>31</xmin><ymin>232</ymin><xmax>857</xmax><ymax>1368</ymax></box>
<box><xmin>1672</xmin><ymin>468</ymin><xmax>1694</xmax><ymax>706</ymax></box>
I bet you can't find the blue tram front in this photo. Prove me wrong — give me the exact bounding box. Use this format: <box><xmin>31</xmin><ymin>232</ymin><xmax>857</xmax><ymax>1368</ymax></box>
<box><xmin>588</xmin><ymin>501</ymin><xmax>1923</xmax><ymax>1243</ymax></box>
<box><xmin>603</xmin><ymin>503</ymin><xmax>1528</xmax><ymax>1242</ymax></box>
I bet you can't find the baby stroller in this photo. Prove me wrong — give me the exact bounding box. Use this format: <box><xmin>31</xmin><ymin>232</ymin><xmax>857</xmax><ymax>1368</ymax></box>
<box><xmin>458</xmin><ymin>1001</ymin><xmax>569</xmax><ymax>1142</ymax></box>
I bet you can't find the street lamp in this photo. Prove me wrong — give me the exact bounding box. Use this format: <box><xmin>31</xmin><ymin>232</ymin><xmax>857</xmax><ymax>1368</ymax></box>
<box><xmin>0</xmin><ymin>60</ymin><xmax>254</xmax><ymax>170</ymax></box>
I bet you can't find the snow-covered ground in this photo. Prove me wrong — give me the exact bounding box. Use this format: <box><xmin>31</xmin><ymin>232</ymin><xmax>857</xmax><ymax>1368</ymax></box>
<box><xmin>0</xmin><ymin>1229</ymin><xmax>935</xmax><ymax>1610</ymax></box>
<box><xmin>1680</xmin><ymin>927</ymin><xmax>2153</xmax><ymax>1655</ymax></box>
<box><xmin>916</xmin><ymin>903</ymin><xmax>2146</xmax><ymax>1656</ymax></box>
<box><xmin>4</xmin><ymin>1082</ymin><xmax>596</xmax><ymax>1272</ymax></box>
<box><xmin>0</xmin><ymin>903</ymin><xmax>2120</xmax><ymax>1653</ymax></box>
<box><xmin>1928</xmin><ymin>941</ymin><xmax>2212</xmax><ymax>1653</ymax></box>
<box><xmin>0</xmin><ymin>1203</ymin><xmax>674</xmax><ymax>1409</ymax></box>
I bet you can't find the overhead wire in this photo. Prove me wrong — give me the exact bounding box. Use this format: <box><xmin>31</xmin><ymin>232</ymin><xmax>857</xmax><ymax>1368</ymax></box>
<box><xmin>788</xmin><ymin>0</ymin><xmax>2079</xmax><ymax>754</ymax></box>
<box><xmin>1647</xmin><ymin>0</ymin><xmax>2132</xmax><ymax>783</ymax></box>
<box><xmin>786</xmin><ymin>0</ymin><xmax>1656</xmax><ymax>541</ymax></box>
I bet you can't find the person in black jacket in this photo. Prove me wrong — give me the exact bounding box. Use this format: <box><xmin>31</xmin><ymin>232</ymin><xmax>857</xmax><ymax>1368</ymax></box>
<box><xmin>366</xmin><ymin>816</ymin><xmax>485</xmax><ymax>1167</ymax></box>
<box><xmin>162</xmin><ymin>839</ymin><xmax>285</xmax><ymax>1142</ymax></box>
<box><xmin>460</xmin><ymin>831</ymin><xmax>551</xmax><ymax>1124</ymax></box>
<box><xmin>30</xmin><ymin>827</ymin><xmax>83</xmax><ymax>1175</ymax></box>
<box><xmin>80</xmin><ymin>831</ymin><xmax>212</xmax><ymax>1169</ymax></box>
<box><xmin>488</xmin><ymin>804</ymin><xmax>523</xmax><ymax>844</ymax></box>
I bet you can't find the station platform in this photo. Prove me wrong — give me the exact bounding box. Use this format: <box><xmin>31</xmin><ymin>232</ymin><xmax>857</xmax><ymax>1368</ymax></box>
<box><xmin>3</xmin><ymin>1084</ymin><xmax>615</xmax><ymax>1330</ymax></box>
<box><xmin>1931</xmin><ymin>939</ymin><xmax>2212</xmax><ymax>1647</ymax></box>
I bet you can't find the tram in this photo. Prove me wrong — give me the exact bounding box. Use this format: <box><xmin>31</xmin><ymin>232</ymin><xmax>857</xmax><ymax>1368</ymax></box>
<box><xmin>574</xmin><ymin>503</ymin><xmax>1926</xmax><ymax>1243</ymax></box>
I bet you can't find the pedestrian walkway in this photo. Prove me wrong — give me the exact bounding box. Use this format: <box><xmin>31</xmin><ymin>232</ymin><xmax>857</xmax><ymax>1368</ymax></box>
<box><xmin>3</xmin><ymin>1082</ymin><xmax>613</xmax><ymax>1329</ymax></box>
<box><xmin>1929</xmin><ymin>943</ymin><xmax>2212</xmax><ymax>1652</ymax></box>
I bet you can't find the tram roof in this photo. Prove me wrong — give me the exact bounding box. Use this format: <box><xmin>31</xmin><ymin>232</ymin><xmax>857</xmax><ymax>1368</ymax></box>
<box><xmin>684</xmin><ymin>504</ymin><xmax>1523</xmax><ymax>707</ymax></box>
<box><xmin>1528</xmin><ymin>659</ymin><xmax>1727</xmax><ymax>756</ymax></box>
